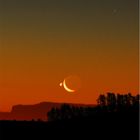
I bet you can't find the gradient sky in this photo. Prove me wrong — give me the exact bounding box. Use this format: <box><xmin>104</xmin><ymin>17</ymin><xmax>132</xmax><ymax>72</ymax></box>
<box><xmin>0</xmin><ymin>0</ymin><xmax>139</xmax><ymax>111</ymax></box>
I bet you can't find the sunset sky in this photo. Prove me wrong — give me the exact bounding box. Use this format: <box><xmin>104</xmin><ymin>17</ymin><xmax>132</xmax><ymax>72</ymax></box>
<box><xmin>0</xmin><ymin>0</ymin><xmax>139</xmax><ymax>111</ymax></box>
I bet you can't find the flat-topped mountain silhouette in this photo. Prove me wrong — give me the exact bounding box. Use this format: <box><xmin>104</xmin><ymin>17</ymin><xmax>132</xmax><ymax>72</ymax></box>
<box><xmin>0</xmin><ymin>102</ymin><xmax>94</xmax><ymax>121</ymax></box>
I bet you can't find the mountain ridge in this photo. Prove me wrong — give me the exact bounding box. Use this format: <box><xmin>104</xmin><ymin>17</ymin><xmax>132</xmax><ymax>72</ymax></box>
<box><xmin>0</xmin><ymin>102</ymin><xmax>94</xmax><ymax>121</ymax></box>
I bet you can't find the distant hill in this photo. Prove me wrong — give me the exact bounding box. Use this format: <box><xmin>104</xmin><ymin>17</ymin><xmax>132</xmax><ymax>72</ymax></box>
<box><xmin>0</xmin><ymin>102</ymin><xmax>94</xmax><ymax>121</ymax></box>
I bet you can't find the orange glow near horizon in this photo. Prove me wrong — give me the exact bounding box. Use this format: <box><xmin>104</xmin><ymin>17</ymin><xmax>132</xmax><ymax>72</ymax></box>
<box><xmin>0</xmin><ymin>0</ymin><xmax>139</xmax><ymax>112</ymax></box>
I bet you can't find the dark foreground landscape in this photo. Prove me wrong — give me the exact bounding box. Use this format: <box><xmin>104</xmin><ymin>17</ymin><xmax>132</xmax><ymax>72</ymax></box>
<box><xmin>0</xmin><ymin>93</ymin><xmax>139</xmax><ymax>140</ymax></box>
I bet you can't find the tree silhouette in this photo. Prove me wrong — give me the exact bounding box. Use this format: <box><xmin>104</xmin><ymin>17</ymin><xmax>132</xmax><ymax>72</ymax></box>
<box><xmin>106</xmin><ymin>93</ymin><xmax>117</xmax><ymax>111</ymax></box>
<box><xmin>47</xmin><ymin>107</ymin><xmax>59</xmax><ymax>121</ymax></box>
<box><xmin>97</xmin><ymin>94</ymin><xmax>106</xmax><ymax>107</ymax></box>
<box><xmin>47</xmin><ymin>93</ymin><xmax>139</xmax><ymax>121</ymax></box>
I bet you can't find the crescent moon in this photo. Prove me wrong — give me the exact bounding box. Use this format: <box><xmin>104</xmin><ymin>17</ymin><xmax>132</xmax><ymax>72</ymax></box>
<box><xmin>63</xmin><ymin>79</ymin><xmax>75</xmax><ymax>93</ymax></box>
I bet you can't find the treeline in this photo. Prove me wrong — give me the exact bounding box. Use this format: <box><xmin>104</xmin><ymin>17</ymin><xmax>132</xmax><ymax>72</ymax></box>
<box><xmin>47</xmin><ymin>93</ymin><xmax>139</xmax><ymax>121</ymax></box>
